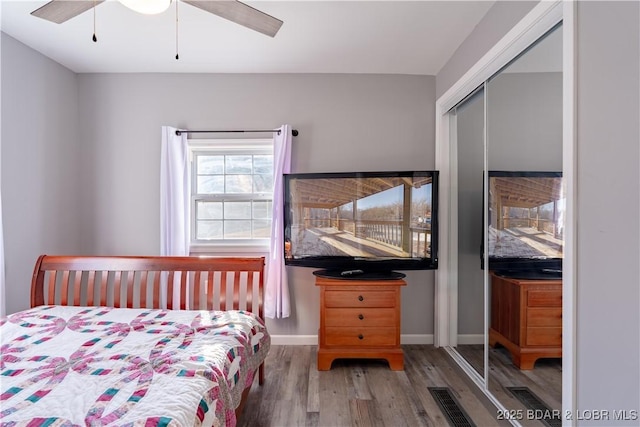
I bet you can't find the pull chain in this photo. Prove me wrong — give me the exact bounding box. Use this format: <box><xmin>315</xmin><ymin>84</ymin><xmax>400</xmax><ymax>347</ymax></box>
<box><xmin>175</xmin><ymin>0</ymin><xmax>179</xmax><ymax>60</ymax></box>
<box><xmin>92</xmin><ymin>0</ymin><xmax>97</xmax><ymax>42</ymax></box>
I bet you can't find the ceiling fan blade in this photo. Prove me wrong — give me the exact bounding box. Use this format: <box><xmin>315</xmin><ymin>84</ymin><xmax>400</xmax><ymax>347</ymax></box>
<box><xmin>31</xmin><ymin>0</ymin><xmax>105</xmax><ymax>24</ymax></box>
<box><xmin>182</xmin><ymin>0</ymin><xmax>283</xmax><ymax>37</ymax></box>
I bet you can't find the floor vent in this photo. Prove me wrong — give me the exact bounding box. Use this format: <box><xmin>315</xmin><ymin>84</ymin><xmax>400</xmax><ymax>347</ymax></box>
<box><xmin>508</xmin><ymin>387</ymin><xmax>561</xmax><ymax>427</ymax></box>
<box><xmin>429</xmin><ymin>387</ymin><xmax>476</xmax><ymax>427</ymax></box>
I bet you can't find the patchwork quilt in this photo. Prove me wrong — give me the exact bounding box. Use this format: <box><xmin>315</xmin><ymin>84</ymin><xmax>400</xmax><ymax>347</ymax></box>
<box><xmin>0</xmin><ymin>306</ymin><xmax>270</xmax><ymax>426</ymax></box>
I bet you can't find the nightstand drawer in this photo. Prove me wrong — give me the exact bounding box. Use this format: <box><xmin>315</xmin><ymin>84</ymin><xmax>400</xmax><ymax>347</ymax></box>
<box><xmin>316</xmin><ymin>276</ymin><xmax>405</xmax><ymax>370</ymax></box>
<box><xmin>526</xmin><ymin>327</ymin><xmax>562</xmax><ymax>346</ymax></box>
<box><xmin>324</xmin><ymin>290</ymin><xmax>396</xmax><ymax>308</ymax></box>
<box><xmin>527</xmin><ymin>307</ymin><xmax>562</xmax><ymax>327</ymax></box>
<box><xmin>527</xmin><ymin>290</ymin><xmax>562</xmax><ymax>307</ymax></box>
<box><xmin>325</xmin><ymin>308</ymin><xmax>396</xmax><ymax>327</ymax></box>
<box><xmin>324</xmin><ymin>327</ymin><xmax>397</xmax><ymax>347</ymax></box>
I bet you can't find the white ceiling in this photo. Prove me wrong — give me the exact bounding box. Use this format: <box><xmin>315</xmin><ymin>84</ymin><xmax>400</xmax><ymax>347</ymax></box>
<box><xmin>0</xmin><ymin>0</ymin><xmax>495</xmax><ymax>74</ymax></box>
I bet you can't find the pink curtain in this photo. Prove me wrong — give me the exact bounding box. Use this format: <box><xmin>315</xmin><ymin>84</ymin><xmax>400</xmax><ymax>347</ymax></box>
<box><xmin>265</xmin><ymin>125</ymin><xmax>292</xmax><ymax>318</ymax></box>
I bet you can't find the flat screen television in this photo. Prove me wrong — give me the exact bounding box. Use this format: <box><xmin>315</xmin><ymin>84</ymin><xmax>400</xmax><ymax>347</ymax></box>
<box><xmin>283</xmin><ymin>171</ymin><xmax>438</xmax><ymax>275</ymax></box>
<box><xmin>483</xmin><ymin>171</ymin><xmax>564</xmax><ymax>279</ymax></box>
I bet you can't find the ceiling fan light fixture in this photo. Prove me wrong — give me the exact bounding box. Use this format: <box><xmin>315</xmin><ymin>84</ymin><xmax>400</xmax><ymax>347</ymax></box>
<box><xmin>118</xmin><ymin>0</ymin><xmax>172</xmax><ymax>15</ymax></box>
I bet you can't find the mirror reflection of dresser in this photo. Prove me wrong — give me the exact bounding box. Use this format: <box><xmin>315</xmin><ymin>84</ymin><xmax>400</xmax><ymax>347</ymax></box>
<box><xmin>489</xmin><ymin>272</ymin><xmax>562</xmax><ymax>370</ymax></box>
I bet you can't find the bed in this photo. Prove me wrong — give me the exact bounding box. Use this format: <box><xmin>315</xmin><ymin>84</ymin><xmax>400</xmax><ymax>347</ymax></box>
<box><xmin>0</xmin><ymin>255</ymin><xmax>270</xmax><ymax>426</ymax></box>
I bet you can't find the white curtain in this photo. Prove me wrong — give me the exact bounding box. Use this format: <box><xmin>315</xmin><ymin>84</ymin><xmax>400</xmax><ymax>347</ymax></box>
<box><xmin>0</xmin><ymin>192</ymin><xmax>5</xmax><ymax>317</ymax></box>
<box><xmin>160</xmin><ymin>126</ymin><xmax>190</xmax><ymax>256</ymax></box>
<box><xmin>265</xmin><ymin>125</ymin><xmax>292</xmax><ymax>318</ymax></box>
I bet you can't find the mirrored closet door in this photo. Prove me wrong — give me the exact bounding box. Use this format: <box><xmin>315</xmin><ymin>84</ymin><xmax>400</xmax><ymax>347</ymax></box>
<box><xmin>485</xmin><ymin>23</ymin><xmax>564</xmax><ymax>415</ymax></box>
<box><xmin>446</xmin><ymin>21</ymin><xmax>564</xmax><ymax>421</ymax></box>
<box><xmin>452</xmin><ymin>87</ymin><xmax>486</xmax><ymax>379</ymax></box>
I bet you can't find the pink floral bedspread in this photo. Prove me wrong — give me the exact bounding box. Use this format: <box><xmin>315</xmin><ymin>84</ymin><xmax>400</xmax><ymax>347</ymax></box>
<box><xmin>0</xmin><ymin>305</ymin><xmax>270</xmax><ymax>426</ymax></box>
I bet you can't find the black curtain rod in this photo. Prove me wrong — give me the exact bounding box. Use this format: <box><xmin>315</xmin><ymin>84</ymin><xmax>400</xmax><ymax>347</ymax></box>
<box><xmin>175</xmin><ymin>129</ymin><xmax>299</xmax><ymax>136</ymax></box>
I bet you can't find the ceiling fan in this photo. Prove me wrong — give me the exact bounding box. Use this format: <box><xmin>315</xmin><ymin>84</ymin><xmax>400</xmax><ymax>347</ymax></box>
<box><xmin>30</xmin><ymin>0</ymin><xmax>284</xmax><ymax>37</ymax></box>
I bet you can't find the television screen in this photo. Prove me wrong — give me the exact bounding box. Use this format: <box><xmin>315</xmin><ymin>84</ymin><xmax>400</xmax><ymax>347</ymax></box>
<box><xmin>486</xmin><ymin>171</ymin><xmax>564</xmax><ymax>277</ymax></box>
<box><xmin>284</xmin><ymin>171</ymin><xmax>438</xmax><ymax>273</ymax></box>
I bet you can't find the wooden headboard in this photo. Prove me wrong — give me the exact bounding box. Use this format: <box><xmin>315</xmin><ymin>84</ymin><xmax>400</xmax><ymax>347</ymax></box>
<box><xmin>30</xmin><ymin>255</ymin><xmax>267</xmax><ymax>388</ymax></box>
<box><xmin>31</xmin><ymin>255</ymin><xmax>266</xmax><ymax>318</ymax></box>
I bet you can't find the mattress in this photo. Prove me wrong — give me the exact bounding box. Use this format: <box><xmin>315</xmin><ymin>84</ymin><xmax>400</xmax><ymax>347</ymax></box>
<box><xmin>0</xmin><ymin>305</ymin><xmax>270</xmax><ymax>426</ymax></box>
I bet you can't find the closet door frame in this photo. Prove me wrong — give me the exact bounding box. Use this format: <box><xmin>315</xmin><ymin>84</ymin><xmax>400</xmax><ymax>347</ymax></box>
<box><xmin>434</xmin><ymin>0</ymin><xmax>577</xmax><ymax>420</ymax></box>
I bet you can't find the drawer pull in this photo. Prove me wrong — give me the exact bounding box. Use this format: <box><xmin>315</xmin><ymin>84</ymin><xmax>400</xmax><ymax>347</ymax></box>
<box><xmin>358</xmin><ymin>334</ymin><xmax>364</xmax><ymax>340</ymax></box>
<box><xmin>358</xmin><ymin>314</ymin><xmax>364</xmax><ymax>320</ymax></box>
<box><xmin>358</xmin><ymin>295</ymin><xmax>364</xmax><ymax>301</ymax></box>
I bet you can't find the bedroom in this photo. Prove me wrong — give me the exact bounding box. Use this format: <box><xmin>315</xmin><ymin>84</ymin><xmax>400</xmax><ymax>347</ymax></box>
<box><xmin>1</xmin><ymin>0</ymin><xmax>639</xmax><ymax>425</ymax></box>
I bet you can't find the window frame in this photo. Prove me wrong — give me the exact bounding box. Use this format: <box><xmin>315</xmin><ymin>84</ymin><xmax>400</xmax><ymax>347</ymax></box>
<box><xmin>188</xmin><ymin>138</ymin><xmax>273</xmax><ymax>254</ymax></box>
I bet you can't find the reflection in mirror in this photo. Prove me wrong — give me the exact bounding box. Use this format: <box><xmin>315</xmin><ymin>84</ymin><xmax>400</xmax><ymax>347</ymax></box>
<box><xmin>453</xmin><ymin>87</ymin><xmax>486</xmax><ymax>378</ymax></box>
<box><xmin>486</xmin><ymin>23</ymin><xmax>563</xmax><ymax>419</ymax></box>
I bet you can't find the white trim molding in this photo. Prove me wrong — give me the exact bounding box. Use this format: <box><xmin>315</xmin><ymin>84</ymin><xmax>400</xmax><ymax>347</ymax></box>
<box><xmin>456</xmin><ymin>334</ymin><xmax>485</xmax><ymax>345</ymax></box>
<box><xmin>270</xmin><ymin>335</ymin><xmax>318</xmax><ymax>345</ymax></box>
<box><xmin>401</xmin><ymin>334</ymin><xmax>434</xmax><ymax>345</ymax></box>
<box><xmin>561</xmin><ymin>1</ymin><xmax>578</xmax><ymax>425</ymax></box>
<box><xmin>269</xmin><ymin>334</ymin><xmax>434</xmax><ymax>346</ymax></box>
<box><xmin>434</xmin><ymin>104</ymin><xmax>453</xmax><ymax>348</ymax></box>
<box><xmin>437</xmin><ymin>1</ymin><xmax>564</xmax><ymax>113</ymax></box>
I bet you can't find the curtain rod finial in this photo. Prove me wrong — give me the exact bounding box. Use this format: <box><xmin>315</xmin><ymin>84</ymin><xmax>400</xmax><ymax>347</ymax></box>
<box><xmin>292</xmin><ymin>129</ymin><xmax>299</xmax><ymax>136</ymax></box>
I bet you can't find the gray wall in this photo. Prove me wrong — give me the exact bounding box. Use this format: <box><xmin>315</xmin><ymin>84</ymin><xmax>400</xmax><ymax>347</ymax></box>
<box><xmin>1</xmin><ymin>37</ymin><xmax>437</xmax><ymax>339</ymax></box>
<box><xmin>76</xmin><ymin>73</ymin><xmax>436</xmax><ymax>337</ymax></box>
<box><xmin>487</xmin><ymin>72</ymin><xmax>562</xmax><ymax>171</ymax></box>
<box><xmin>575</xmin><ymin>1</ymin><xmax>639</xmax><ymax>420</ymax></box>
<box><xmin>438</xmin><ymin>0</ymin><xmax>640</xmax><ymax>419</ymax></box>
<box><xmin>1</xmin><ymin>34</ymin><xmax>81</xmax><ymax>313</ymax></box>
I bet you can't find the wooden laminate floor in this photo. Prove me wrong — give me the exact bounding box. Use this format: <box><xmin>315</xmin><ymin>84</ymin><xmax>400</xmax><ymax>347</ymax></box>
<box><xmin>457</xmin><ymin>344</ymin><xmax>562</xmax><ymax>427</ymax></box>
<box><xmin>238</xmin><ymin>345</ymin><xmax>511</xmax><ymax>427</ymax></box>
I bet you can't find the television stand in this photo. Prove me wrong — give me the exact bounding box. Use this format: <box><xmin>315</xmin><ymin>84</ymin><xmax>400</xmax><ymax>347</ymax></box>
<box><xmin>489</xmin><ymin>272</ymin><xmax>562</xmax><ymax>369</ymax></box>
<box><xmin>314</xmin><ymin>271</ymin><xmax>406</xmax><ymax>370</ymax></box>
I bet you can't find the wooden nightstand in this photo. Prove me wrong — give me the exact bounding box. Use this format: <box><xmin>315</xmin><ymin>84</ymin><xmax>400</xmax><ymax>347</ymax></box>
<box><xmin>314</xmin><ymin>271</ymin><xmax>406</xmax><ymax>371</ymax></box>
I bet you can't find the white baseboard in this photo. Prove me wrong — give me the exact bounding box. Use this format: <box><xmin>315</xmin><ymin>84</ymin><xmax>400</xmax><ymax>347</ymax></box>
<box><xmin>270</xmin><ymin>335</ymin><xmax>317</xmax><ymax>345</ymax></box>
<box><xmin>270</xmin><ymin>334</ymin><xmax>434</xmax><ymax>345</ymax></box>
<box><xmin>456</xmin><ymin>334</ymin><xmax>484</xmax><ymax>345</ymax></box>
<box><xmin>401</xmin><ymin>334</ymin><xmax>433</xmax><ymax>345</ymax></box>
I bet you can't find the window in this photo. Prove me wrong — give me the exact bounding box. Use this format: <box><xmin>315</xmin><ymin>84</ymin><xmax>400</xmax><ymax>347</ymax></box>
<box><xmin>189</xmin><ymin>139</ymin><xmax>273</xmax><ymax>251</ymax></box>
